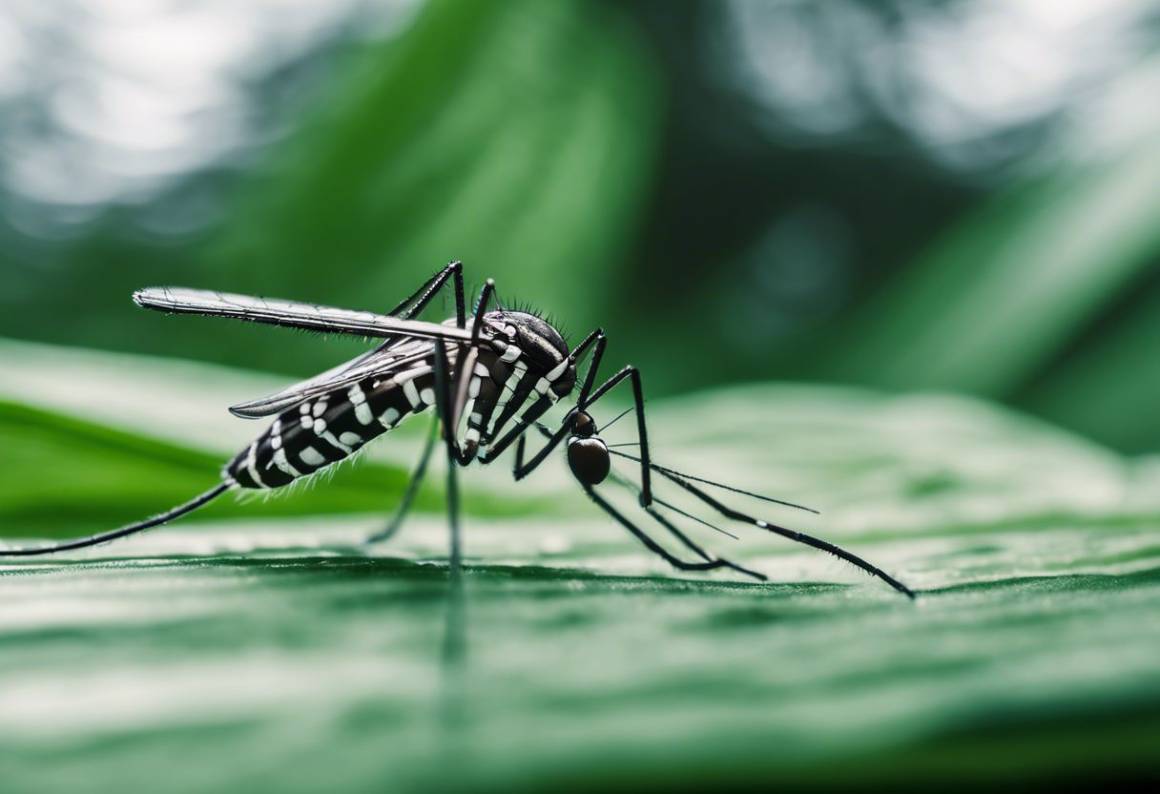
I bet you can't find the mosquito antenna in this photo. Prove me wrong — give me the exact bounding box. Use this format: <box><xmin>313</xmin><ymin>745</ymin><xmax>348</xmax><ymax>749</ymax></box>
<box><xmin>598</xmin><ymin>406</ymin><xmax>634</xmax><ymax>434</ymax></box>
<box><xmin>607</xmin><ymin>449</ymin><xmax>819</xmax><ymax>515</ymax></box>
<box><xmin>606</xmin><ymin>442</ymin><xmax>640</xmax><ymax>449</ymax></box>
<box><xmin>0</xmin><ymin>482</ymin><xmax>231</xmax><ymax>557</ymax></box>
<box><xmin>648</xmin><ymin>466</ymin><xmax>915</xmax><ymax>598</ymax></box>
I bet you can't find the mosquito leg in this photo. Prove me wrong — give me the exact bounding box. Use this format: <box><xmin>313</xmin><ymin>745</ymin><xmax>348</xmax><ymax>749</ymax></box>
<box><xmin>512</xmin><ymin>424</ymin><xmax>569</xmax><ymax>481</ymax></box>
<box><xmin>364</xmin><ymin>418</ymin><xmax>438</xmax><ymax>546</ymax></box>
<box><xmin>642</xmin><ymin>504</ymin><xmax>766</xmax><ymax>581</ymax></box>
<box><xmin>432</xmin><ymin>339</ymin><xmax>463</xmax><ymax>576</ymax></box>
<box><xmin>582</xmin><ymin>484</ymin><xmax>749</xmax><ymax>577</ymax></box>
<box><xmin>483</xmin><ymin>328</ymin><xmax>606</xmax><ymax>465</ymax></box>
<box><xmin>0</xmin><ymin>482</ymin><xmax>231</xmax><ymax>557</ymax></box>
<box><xmin>569</xmin><ymin>330</ymin><xmax>607</xmax><ymax>405</ymax></box>
<box><xmin>429</xmin><ymin>328</ymin><xmax>471</xmax><ymax>674</ymax></box>
<box><xmin>656</xmin><ymin>469</ymin><xmax>916</xmax><ymax>598</ymax></box>
<box><xmin>580</xmin><ymin>363</ymin><xmax>652</xmax><ymax>506</ymax></box>
<box><xmin>471</xmin><ymin>280</ymin><xmax>495</xmax><ymax>345</ymax></box>
<box><xmin>605</xmin><ymin>470</ymin><xmax>765</xmax><ymax>581</ymax></box>
<box><xmin>387</xmin><ymin>261</ymin><xmax>466</xmax><ymax>326</ymax></box>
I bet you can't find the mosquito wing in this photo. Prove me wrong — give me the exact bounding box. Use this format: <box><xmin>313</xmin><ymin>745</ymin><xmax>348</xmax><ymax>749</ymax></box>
<box><xmin>228</xmin><ymin>338</ymin><xmax>442</xmax><ymax>419</ymax></box>
<box><xmin>133</xmin><ymin>287</ymin><xmax>473</xmax><ymax>342</ymax></box>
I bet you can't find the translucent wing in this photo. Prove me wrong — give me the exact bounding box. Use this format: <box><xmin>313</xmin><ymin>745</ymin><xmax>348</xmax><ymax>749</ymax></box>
<box><xmin>229</xmin><ymin>338</ymin><xmax>440</xmax><ymax>419</ymax></box>
<box><xmin>133</xmin><ymin>287</ymin><xmax>473</xmax><ymax>342</ymax></box>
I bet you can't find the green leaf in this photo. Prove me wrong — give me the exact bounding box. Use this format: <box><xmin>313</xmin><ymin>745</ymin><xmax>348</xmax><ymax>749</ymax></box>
<box><xmin>1</xmin><ymin>339</ymin><xmax>1158</xmax><ymax>790</ymax></box>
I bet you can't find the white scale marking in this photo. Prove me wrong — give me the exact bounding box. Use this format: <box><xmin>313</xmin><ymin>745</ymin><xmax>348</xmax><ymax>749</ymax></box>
<box><xmin>394</xmin><ymin>366</ymin><xmax>429</xmax><ymax>409</ymax></box>
<box><xmin>757</xmin><ymin>520</ymin><xmax>769</xmax><ymax>528</ymax></box>
<box><xmin>489</xmin><ymin>361</ymin><xmax>530</xmax><ymax>436</ymax></box>
<box><xmin>271</xmin><ymin>448</ymin><xmax>302</xmax><ymax>478</ymax></box>
<box><xmin>379</xmin><ymin>407</ymin><xmax>400</xmax><ymax>429</ymax></box>
<box><xmin>299</xmin><ymin>446</ymin><xmax>326</xmax><ymax>467</ymax></box>
<box><xmin>532</xmin><ymin>357</ymin><xmax>568</xmax><ymax>403</ymax></box>
<box><xmin>338</xmin><ymin>431</ymin><xmax>363</xmax><ymax>447</ymax></box>
<box><xmin>322</xmin><ymin>431</ymin><xmax>353</xmax><ymax>454</ymax></box>
<box><xmin>546</xmin><ymin>357</ymin><xmax>569</xmax><ymax>380</ymax></box>
<box><xmin>420</xmin><ymin>387</ymin><xmax>435</xmax><ymax>406</ymax></box>
<box><xmin>307</xmin><ymin>415</ymin><xmax>353</xmax><ymax>454</ymax></box>
<box><xmin>312</xmin><ymin>401</ymin><xmax>327</xmax><ymax>418</ymax></box>
<box><xmin>496</xmin><ymin>362</ymin><xmax>527</xmax><ymax>407</ymax></box>
<box><xmin>500</xmin><ymin>345</ymin><xmax>521</xmax><ymax>363</ymax></box>
<box><xmin>349</xmin><ymin>384</ymin><xmax>374</xmax><ymax>425</ymax></box>
<box><xmin>403</xmin><ymin>379</ymin><xmax>421</xmax><ymax>408</ymax></box>
<box><xmin>243</xmin><ymin>441</ymin><xmax>267</xmax><ymax>489</ymax></box>
<box><xmin>468</xmin><ymin>376</ymin><xmax>481</xmax><ymax>398</ymax></box>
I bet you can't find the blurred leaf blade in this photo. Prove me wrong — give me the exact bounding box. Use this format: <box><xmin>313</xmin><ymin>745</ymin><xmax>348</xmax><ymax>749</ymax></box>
<box><xmin>824</xmin><ymin>138</ymin><xmax>1160</xmax><ymax>399</ymax></box>
<box><xmin>209</xmin><ymin>0</ymin><xmax>661</xmax><ymax>340</ymax></box>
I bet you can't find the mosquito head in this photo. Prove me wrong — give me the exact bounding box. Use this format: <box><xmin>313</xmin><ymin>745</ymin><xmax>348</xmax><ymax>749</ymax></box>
<box><xmin>567</xmin><ymin>410</ymin><xmax>610</xmax><ymax>485</ymax></box>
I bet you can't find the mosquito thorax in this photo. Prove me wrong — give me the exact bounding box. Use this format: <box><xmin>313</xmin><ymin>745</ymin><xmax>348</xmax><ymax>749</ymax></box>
<box><xmin>567</xmin><ymin>410</ymin><xmax>610</xmax><ymax>485</ymax></box>
<box><xmin>482</xmin><ymin>310</ymin><xmax>576</xmax><ymax>397</ymax></box>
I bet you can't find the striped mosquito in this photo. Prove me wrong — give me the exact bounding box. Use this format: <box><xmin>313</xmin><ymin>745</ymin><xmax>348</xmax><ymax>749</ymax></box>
<box><xmin>0</xmin><ymin>262</ymin><xmax>913</xmax><ymax>598</ymax></box>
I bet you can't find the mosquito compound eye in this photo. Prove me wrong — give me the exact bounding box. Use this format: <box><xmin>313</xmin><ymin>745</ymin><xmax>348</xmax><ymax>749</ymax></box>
<box><xmin>567</xmin><ymin>437</ymin><xmax>610</xmax><ymax>485</ymax></box>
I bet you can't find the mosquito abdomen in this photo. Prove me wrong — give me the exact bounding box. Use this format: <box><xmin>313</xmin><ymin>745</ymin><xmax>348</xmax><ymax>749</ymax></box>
<box><xmin>227</xmin><ymin>371</ymin><xmax>436</xmax><ymax>489</ymax></box>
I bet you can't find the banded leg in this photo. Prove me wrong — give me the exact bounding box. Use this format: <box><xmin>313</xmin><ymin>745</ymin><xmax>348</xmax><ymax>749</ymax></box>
<box><xmin>364</xmin><ymin>418</ymin><xmax>438</xmax><ymax>546</ymax></box>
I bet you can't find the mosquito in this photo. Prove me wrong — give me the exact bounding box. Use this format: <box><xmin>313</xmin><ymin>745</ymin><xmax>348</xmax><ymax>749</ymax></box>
<box><xmin>0</xmin><ymin>262</ymin><xmax>914</xmax><ymax>598</ymax></box>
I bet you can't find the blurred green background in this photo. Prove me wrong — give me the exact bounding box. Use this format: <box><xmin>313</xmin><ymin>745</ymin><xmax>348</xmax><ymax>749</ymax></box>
<box><xmin>3</xmin><ymin>0</ymin><xmax>1158</xmax><ymax>451</ymax></box>
<box><xmin>2</xmin><ymin>1</ymin><xmax>1160</xmax><ymax>791</ymax></box>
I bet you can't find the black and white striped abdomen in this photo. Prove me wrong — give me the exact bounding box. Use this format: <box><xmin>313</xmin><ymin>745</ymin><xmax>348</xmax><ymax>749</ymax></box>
<box><xmin>226</xmin><ymin>369</ymin><xmax>437</xmax><ymax>489</ymax></box>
